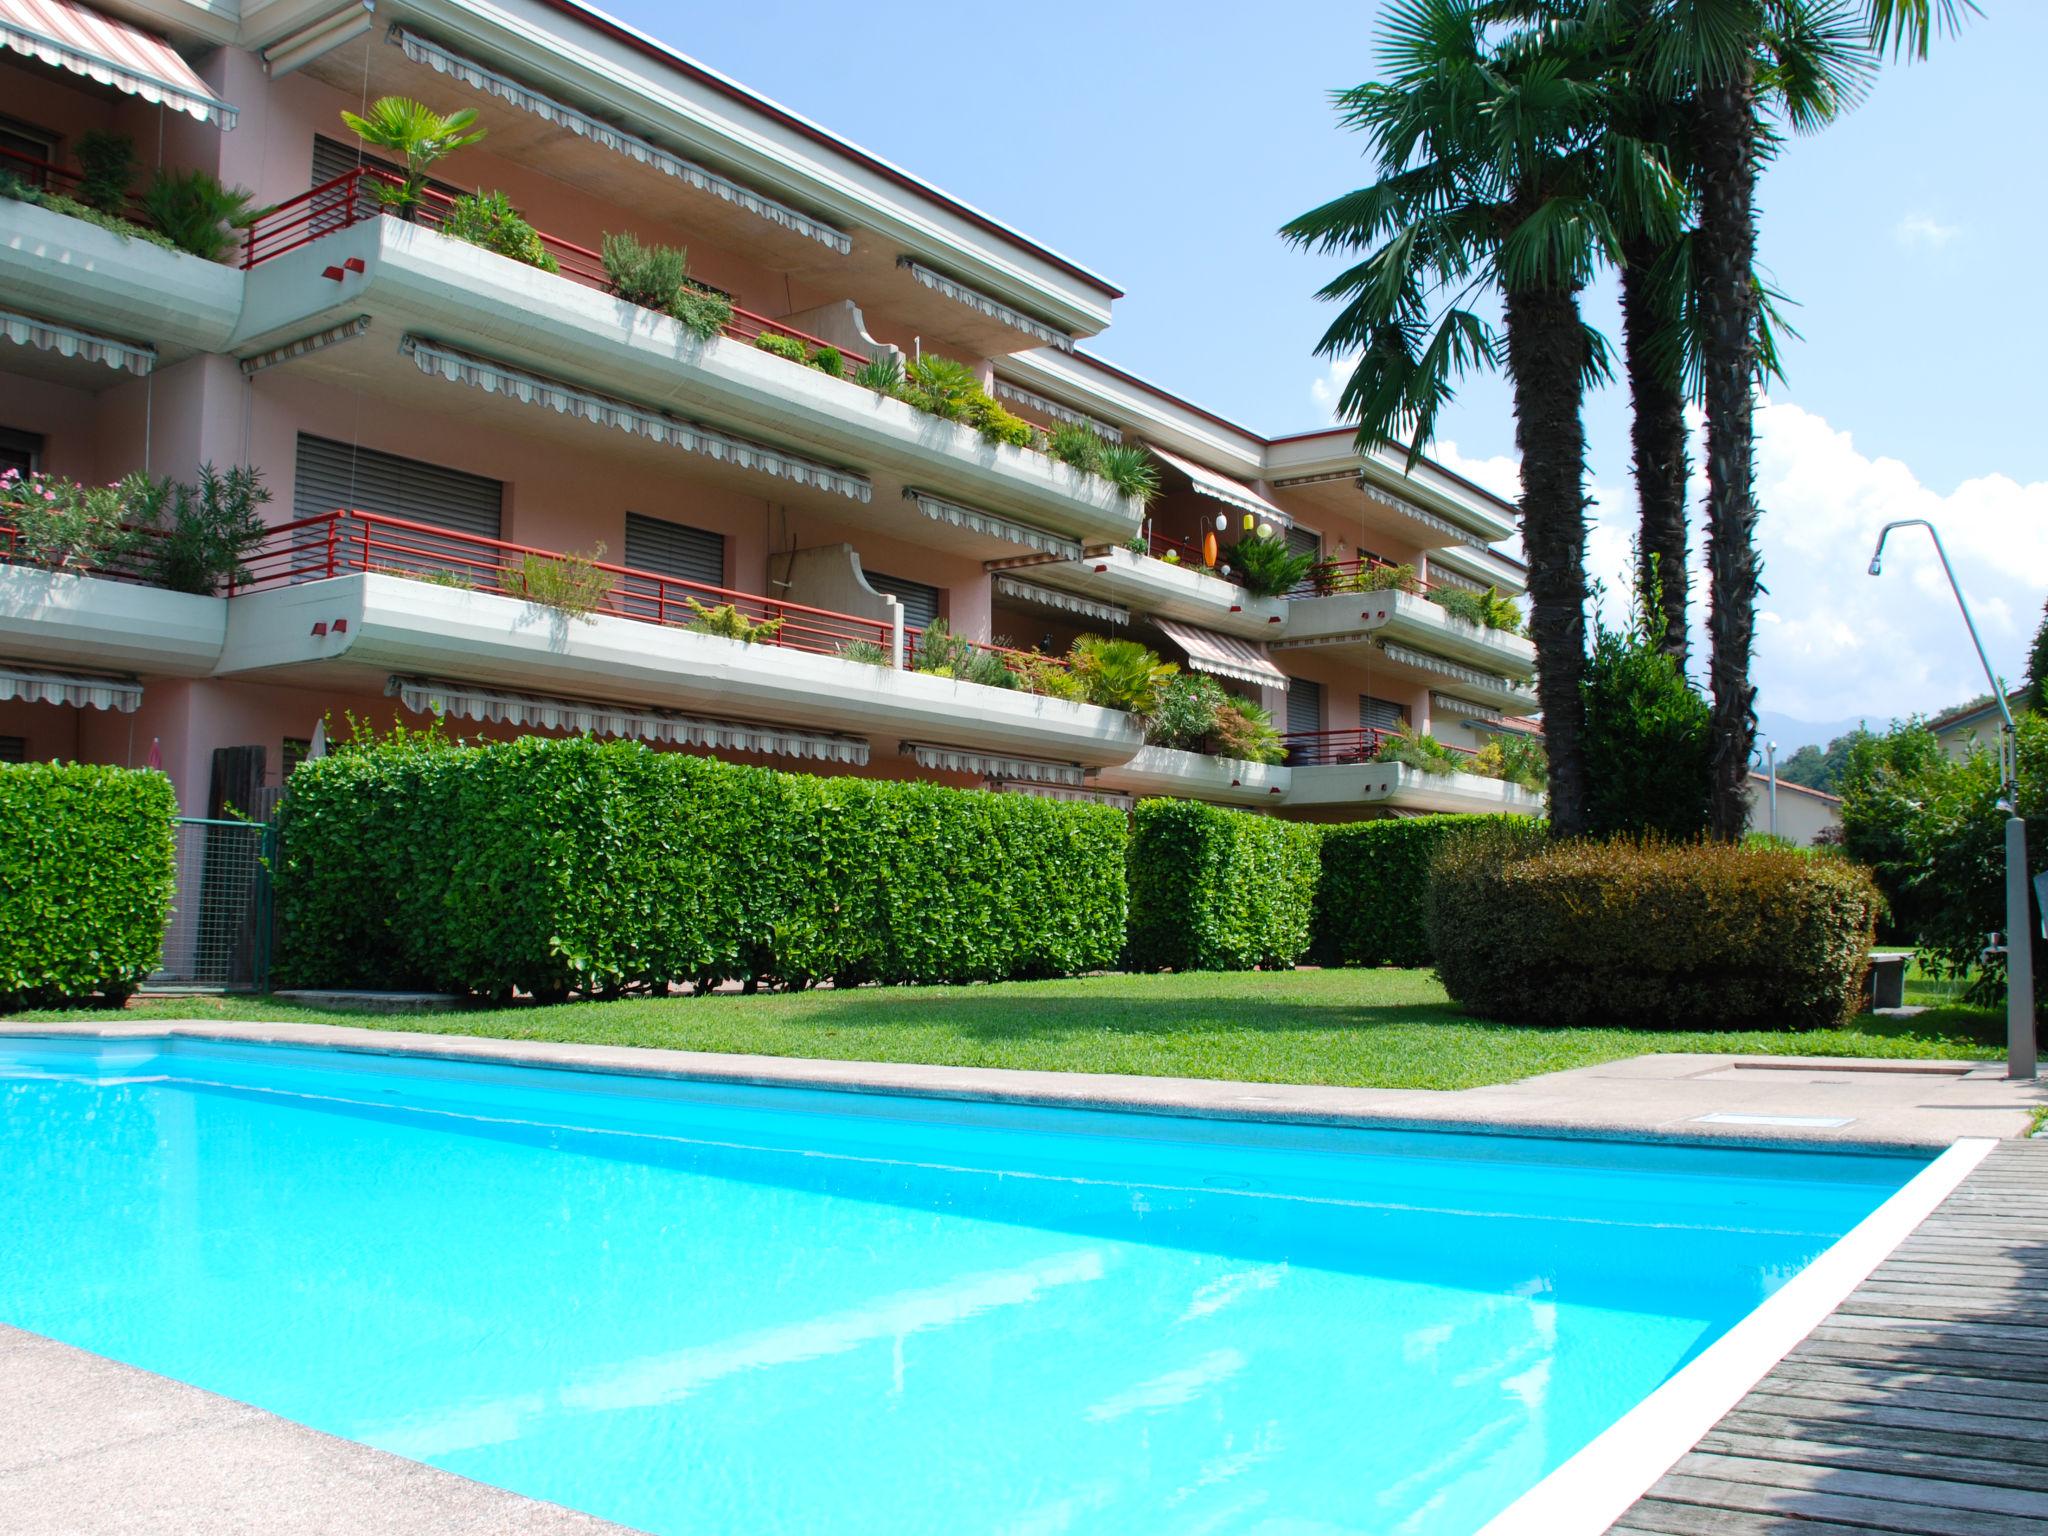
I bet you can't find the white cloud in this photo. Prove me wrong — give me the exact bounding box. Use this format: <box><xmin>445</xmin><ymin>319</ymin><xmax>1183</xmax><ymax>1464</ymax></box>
<box><xmin>1578</xmin><ymin>398</ymin><xmax>2046</xmax><ymax>723</ymax></box>
<box><xmin>1894</xmin><ymin>212</ymin><xmax>1959</xmax><ymax>250</ymax></box>
<box><xmin>1309</xmin><ymin>352</ymin><xmax>1356</xmax><ymax>417</ymax></box>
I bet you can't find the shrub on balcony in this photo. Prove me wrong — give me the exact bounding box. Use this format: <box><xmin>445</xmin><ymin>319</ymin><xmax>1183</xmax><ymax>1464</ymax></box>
<box><xmin>967</xmin><ymin>395</ymin><xmax>1035</xmax><ymax>448</ymax></box>
<box><xmin>499</xmin><ymin>543</ymin><xmax>615</xmax><ymax>621</ymax></box>
<box><xmin>1126</xmin><ymin>799</ymin><xmax>1321</xmax><ymax>971</ymax></box>
<box><xmin>0</xmin><ymin>761</ymin><xmax>177</xmax><ymax>1007</ymax></box>
<box><xmin>1096</xmin><ymin>443</ymin><xmax>1161</xmax><ymax>506</ymax></box>
<box><xmin>852</xmin><ymin>354</ymin><xmax>904</xmax><ymax>392</ymax></box>
<box><xmin>0</xmin><ymin>170</ymin><xmax>179</xmax><ymax>252</ymax></box>
<box><xmin>339</xmin><ymin>98</ymin><xmax>485</xmax><ymax>211</ymax></box>
<box><xmin>130</xmin><ymin>464</ymin><xmax>272</xmax><ymax>595</ymax></box>
<box><xmin>139</xmin><ymin>169</ymin><xmax>257</xmax><ymax>263</ymax></box>
<box><xmin>276</xmin><ymin>733</ymin><xmax>1128</xmax><ymax>995</ymax></box>
<box><xmin>671</xmin><ymin>280</ymin><xmax>734</xmax><ymax>341</ymax></box>
<box><xmin>1212</xmin><ymin>695</ymin><xmax>1284</xmax><ymax>764</ymax></box>
<box><xmin>1146</xmin><ymin>674</ymin><xmax>1283</xmax><ymax>763</ymax></box>
<box><xmin>753</xmin><ymin>332</ymin><xmax>809</xmax><ymax>365</ymax></box>
<box><xmin>1470</xmin><ymin>734</ymin><xmax>1547</xmax><ymax>791</ymax></box>
<box><xmin>913</xmin><ymin>619</ymin><xmax>1017</xmax><ymax>689</ymax></box>
<box><xmin>1068</xmin><ymin>635</ymin><xmax>1176</xmax><ymax>716</ymax></box>
<box><xmin>1426</xmin><ymin>832</ymin><xmax>1881</xmax><ymax>1029</ymax></box>
<box><xmin>1430</xmin><ymin>584</ymin><xmax>1524</xmax><ymax>633</ymax></box>
<box><xmin>440</xmin><ymin>189</ymin><xmax>558</xmax><ymax>273</ymax></box>
<box><xmin>682</xmin><ymin>598</ymin><xmax>785</xmax><ymax>644</ymax></box>
<box><xmin>1045</xmin><ymin>420</ymin><xmax>1109</xmax><ymax>476</ymax></box>
<box><xmin>1321</xmin><ymin>561</ymin><xmax>1415</xmax><ymax>595</ymax></box>
<box><xmin>1373</xmin><ymin>726</ymin><xmax>1464</xmax><ymax>776</ymax></box>
<box><xmin>0</xmin><ymin>469</ymin><xmax>142</xmax><ymax>573</ymax></box>
<box><xmin>899</xmin><ymin>353</ymin><xmax>984</xmax><ymax>421</ymax></box>
<box><xmin>74</xmin><ymin>130</ymin><xmax>137</xmax><ymax>214</ymax></box>
<box><xmin>1311</xmin><ymin>813</ymin><xmax>1537</xmax><ymax>967</ymax></box>
<box><xmin>601</xmin><ymin>233</ymin><xmax>731</xmax><ymax>338</ymax></box>
<box><xmin>1224</xmin><ymin>534</ymin><xmax>1314</xmax><ymax>597</ymax></box>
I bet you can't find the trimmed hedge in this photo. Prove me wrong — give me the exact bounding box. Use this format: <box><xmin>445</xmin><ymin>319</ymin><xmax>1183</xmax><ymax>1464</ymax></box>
<box><xmin>1</xmin><ymin>761</ymin><xmax>176</xmax><ymax>1006</ymax></box>
<box><xmin>1312</xmin><ymin>814</ymin><xmax>1536</xmax><ymax>967</ymax></box>
<box><xmin>1427</xmin><ymin>831</ymin><xmax>1881</xmax><ymax>1029</ymax></box>
<box><xmin>275</xmin><ymin>735</ymin><xmax>1128</xmax><ymax>996</ymax></box>
<box><xmin>1125</xmin><ymin>799</ymin><xmax>1321</xmax><ymax>971</ymax></box>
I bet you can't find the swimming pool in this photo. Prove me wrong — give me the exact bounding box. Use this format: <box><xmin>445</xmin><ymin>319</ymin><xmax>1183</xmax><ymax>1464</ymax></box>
<box><xmin>0</xmin><ymin>1036</ymin><xmax>1922</xmax><ymax>1535</ymax></box>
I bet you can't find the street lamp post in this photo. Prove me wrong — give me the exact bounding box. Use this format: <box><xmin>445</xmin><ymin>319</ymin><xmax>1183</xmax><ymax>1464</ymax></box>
<box><xmin>1869</xmin><ymin>519</ymin><xmax>2036</xmax><ymax>1079</ymax></box>
<box><xmin>1767</xmin><ymin>740</ymin><xmax>1778</xmax><ymax>840</ymax></box>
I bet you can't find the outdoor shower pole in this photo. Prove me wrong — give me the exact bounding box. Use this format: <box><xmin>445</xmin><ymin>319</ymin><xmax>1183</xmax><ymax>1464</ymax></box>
<box><xmin>1869</xmin><ymin>518</ymin><xmax>2036</xmax><ymax>1079</ymax></box>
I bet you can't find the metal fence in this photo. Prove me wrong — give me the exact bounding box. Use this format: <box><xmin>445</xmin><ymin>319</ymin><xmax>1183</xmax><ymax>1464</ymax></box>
<box><xmin>152</xmin><ymin>818</ymin><xmax>274</xmax><ymax>990</ymax></box>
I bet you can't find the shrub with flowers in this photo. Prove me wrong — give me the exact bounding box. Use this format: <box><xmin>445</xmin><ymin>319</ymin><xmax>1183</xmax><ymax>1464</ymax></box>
<box><xmin>0</xmin><ymin>468</ymin><xmax>142</xmax><ymax>574</ymax></box>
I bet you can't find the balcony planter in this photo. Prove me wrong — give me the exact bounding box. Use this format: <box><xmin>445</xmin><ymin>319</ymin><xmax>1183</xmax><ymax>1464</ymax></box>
<box><xmin>1286</xmin><ymin>760</ymin><xmax>1546</xmax><ymax>815</ymax></box>
<box><xmin>0</xmin><ymin>565</ymin><xmax>226</xmax><ymax>675</ymax></box>
<box><xmin>1018</xmin><ymin>546</ymin><xmax>1287</xmax><ymax>641</ymax></box>
<box><xmin>1092</xmin><ymin>744</ymin><xmax>1290</xmax><ymax>806</ymax></box>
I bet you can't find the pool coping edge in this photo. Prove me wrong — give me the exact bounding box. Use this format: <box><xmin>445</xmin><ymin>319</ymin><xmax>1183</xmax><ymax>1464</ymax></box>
<box><xmin>1470</xmin><ymin>1134</ymin><xmax>1999</xmax><ymax>1536</ymax></box>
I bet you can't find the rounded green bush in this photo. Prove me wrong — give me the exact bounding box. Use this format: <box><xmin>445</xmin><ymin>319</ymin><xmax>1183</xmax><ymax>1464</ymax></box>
<box><xmin>1126</xmin><ymin>799</ymin><xmax>1321</xmax><ymax>971</ymax></box>
<box><xmin>1426</xmin><ymin>831</ymin><xmax>1881</xmax><ymax>1029</ymax></box>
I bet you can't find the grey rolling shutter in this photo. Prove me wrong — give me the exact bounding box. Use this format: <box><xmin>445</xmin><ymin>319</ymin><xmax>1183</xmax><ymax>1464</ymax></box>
<box><xmin>1285</xmin><ymin>525</ymin><xmax>1320</xmax><ymax>562</ymax></box>
<box><xmin>625</xmin><ymin>513</ymin><xmax>725</xmax><ymax>588</ymax></box>
<box><xmin>1286</xmin><ymin>678</ymin><xmax>1322</xmax><ymax>736</ymax></box>
<box><xmin>863</xmin><ymin>570</ymin><xmax>941</xmax><ymax>629</ymax></box>
<box><xmin>1361</xmin><ymin>694</ymin><xmax>1410</xmax><ymax>732</ymax></box>
<box><xmin>0</xmin><ymin>736</ymin><xmax>24</xmax><ymax>763</ymax></box>
<box><xmin>311</xmin><ymin>135</ymin><xmax>462</xmax><ymax>199</ymax></box>
<box><xmin>294</xmin><ymin>434</ymin><xmax>503</xmax><ymax>539</ymax></box>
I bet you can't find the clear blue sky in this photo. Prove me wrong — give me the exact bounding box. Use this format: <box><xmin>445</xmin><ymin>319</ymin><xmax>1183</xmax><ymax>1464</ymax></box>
<box><xmin>597</xmin><ymin>0</ymin><xmax>2039</xmax><ymax>492</ymax></box>
<box><xmin>593</xmin><ymin>2</ymin><xmax>2045</xmax><ymax>732</ymax></box>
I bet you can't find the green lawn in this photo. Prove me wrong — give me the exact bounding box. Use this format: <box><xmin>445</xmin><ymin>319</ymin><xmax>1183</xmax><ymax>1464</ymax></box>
<box><xmin>8</xmin><ymin>968</ymin><xmax>2007</xmax><ymax>1092</ymax></box>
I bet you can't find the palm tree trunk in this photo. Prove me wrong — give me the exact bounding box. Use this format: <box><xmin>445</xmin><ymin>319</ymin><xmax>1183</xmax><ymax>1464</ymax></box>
<box><xmin>1620</xmin><ymin>235</ymin><xmax>1690</xmax><ymax>662</ymax></box>
<box><xmin>1503</xmin><ymin>284</ymin><xmax>1592</xmax><ymax>837</ymax></box>
<box><xmin>1694</xmin><ymin>67</ymin><xmax>1762</xmax><ymax>841</ymax></box>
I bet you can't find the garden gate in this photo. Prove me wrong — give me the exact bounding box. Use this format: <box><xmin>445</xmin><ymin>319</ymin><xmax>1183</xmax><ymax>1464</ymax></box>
<box><xmin>152</xmin><ymin>817</ymin><xmax>275</xmax><ymax>990</ymax></box>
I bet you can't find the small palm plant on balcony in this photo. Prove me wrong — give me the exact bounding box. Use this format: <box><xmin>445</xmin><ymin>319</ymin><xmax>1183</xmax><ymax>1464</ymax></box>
<box><xmin>138</xmin><ymin>169</ymin><xmax>258</xmax><ymax>263</ymax></box>
<box><xmin>339</xmin><ymin>98</ymin><xmax>485</xmax><ymax>211</ymax></box>
<box><xmin>1223</xmin><ymin>534</ymin><xmax>1313</xmax><ymax>597</ymax></box>
<box><xmin>1068</xmin><ymin>635</ymin><xmax>1176</xmax><ymax>717</ymax></box>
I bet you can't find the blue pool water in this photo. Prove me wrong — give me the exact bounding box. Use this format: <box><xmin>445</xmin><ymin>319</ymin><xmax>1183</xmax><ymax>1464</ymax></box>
<box><xmin>0</xmin><ymin>1038</ymin><xmax>1917</xmax><ymax>1535</ymax></box>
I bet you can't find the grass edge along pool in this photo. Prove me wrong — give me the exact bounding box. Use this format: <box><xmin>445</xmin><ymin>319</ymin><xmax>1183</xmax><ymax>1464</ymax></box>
<box><xmin>0</xmin><ymin>1036</ymin><xmax>1926</xmax><ymax>1536</ymax></box>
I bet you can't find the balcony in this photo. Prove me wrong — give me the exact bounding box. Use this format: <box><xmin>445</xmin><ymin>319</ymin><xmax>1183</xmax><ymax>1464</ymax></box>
<box><xmin>213</xmin><ymin>511</ymin><xmax>1143</xmax><ymax>769</ymax></box>
<box><xmin>0</xmin><ymin>151</ymin><xmax>243</xmax><ymax>371</ymax></box>
<box><xmin>233</xmin><ymin>175</ymin><xmax>1141</xmax><ymax>548</ymax></box>
<box><xmin>1276</xmin><ymin>563</ymin><xmax>1534</xmax><ymax>711</ymax></box>
<box><xmin>997</xmin><ymin>531</ymin><xmax>1287</xmax><ymax>640</ymax></box>
<box><xmin>1288</xmin><ymin>760</ymin><xmax>1547</xmax><ymax>816</ymax></box>
<box><xmin>1091</xmin><ymin>745</ymin><xmax>1289</xmax><ymax>807</ymax></box>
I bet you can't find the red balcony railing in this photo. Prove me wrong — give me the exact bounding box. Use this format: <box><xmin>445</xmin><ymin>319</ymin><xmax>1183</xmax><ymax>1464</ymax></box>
<box><xmin>0</xmin><ymin>144</ymin><xmax>152</xmax><ymax>223</ymax></box>
<box><xmin>239</xmin><ymin>169</ymin><xmax>867</xmax><ymax>367</ymax></box>
<box><xmin>1293</xmin><ymin>556</ymin><xmax>1441</xmax><ymax>600</ymax></box>
<box><xmin>1280</xmin><ymin>726</ymin><xmax>1477</xmax><ymax>767</ymax></box>
<box><xmin>236</xmin><ymin>510</ymin><xmax>1066</xmax><ymax>683</ymax></box>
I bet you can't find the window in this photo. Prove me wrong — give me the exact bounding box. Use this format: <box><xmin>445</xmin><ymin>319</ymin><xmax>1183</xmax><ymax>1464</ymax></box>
<box><xmin>1286</xmin><ymin>678</ymin><xmax>1322</xmax><ymax>737</ymax></box>
<box><xmin>1360</xmin><ymin>694</ymin><xmax>1410</xmax><ymax>732</ymax></box>
<box><xmin>282</xmin><ymin>738</ymin><xmax>312</xmax><ymax>778</ymax></box>
<box><xmin>0</xmin><ymin>427</ymin><xmax>43</xmax><ymax>480</ymax></box>
<box><xmin>1285</xmin><ymin>525</ymin><xmax>1320</xmax><ymax>563</ymax></box>
<box><xmin>310</xmin><ymin>134</ymin><xmax>462</xmax><ymax>201</ymax></box>
<box><xmin>625</xmin><ymin>513</ymin><xmax>725</xmax><ymax>588</ymax></box>
<box><xmin>293</xmin><ymin>434</ymin><xmax>504</xmax><ymax>540</ymax></box>
<box><xmin>0</xmin><ymin>736</ymin><xmax>24</xmax><ymax>764</ymax></box>
<box><xmin>863</xmin><ymin>570</ymin><xmax>941</xmax><ymax>630</ymax></box>
<box><xmin>0</xmin><ymin>116</ymin><xmax>55</xmax><ymax>188</ymax></box>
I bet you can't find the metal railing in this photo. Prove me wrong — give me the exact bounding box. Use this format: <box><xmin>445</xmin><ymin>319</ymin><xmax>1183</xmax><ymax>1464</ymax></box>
<box><xmin>153</xmin><ymin>817</ymin><xmax>273</xmax><ymax>990</ymax></box>
<box><xmin>238</xmin><ymin>509</ymin><xmax>1067</xmax><ymax>680</ymax></box>
<box><xmin>1293</xmin><ymin>556</ymin><xmax>1440</xmax><ymax>600</ymax></box>
<box><xmin>0</xmin><ymin>143</ymin><xmax>151</xmax><ymax>221</ymax></box>
<box><xmin>239</xmin><ymin>168</ymin><xmax>868</xmax><ymax>367</ymax></box>
<box><xmin>1280</xmin><ymin>726</ymin><xmax>1478</xmax><ymax>767</ymax></box>
<box><xmin>1</xmin><ymin>514</ymin><xmax>169</xmax><ymax>586</ymax></box>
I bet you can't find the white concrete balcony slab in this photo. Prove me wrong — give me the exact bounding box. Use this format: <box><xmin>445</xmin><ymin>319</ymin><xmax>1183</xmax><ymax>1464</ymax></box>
<box><xmin>0</xmin><ymin>200</ymin><xmax>243</xmax><ymax>365</ymax></box>
<box><xmin>234</xmin><ymin>221</ymin><xmax>1141</xmax><ymax>546</ymax></box>
<box><xmin>1279</xmin><ymin>589</ymin><xmax>1535</xmax><ymax>679</ymax></box>
<box><xmin>214</xmin><ymin>574</ymin><xmax>1147</xmax><ymax>767</ymax></box>
<box><xmin>1013</xmin><ymin>546</ymin><xmax>1287</xmax><ymax>640</ymax></box>
<box><xmin>1091</xmin><ymin>745</ymin><xmax>1290</xmax><ymax>807</ymax></box>
<box><xmin>0</xmin><ymin>566</ymin><xmax>226</xmax><ymax>675</ymax></box>
<box><xmin>1287</xmin><ymin>761</ymin><xmax>1546</xmax><ymax>815</ymax></box>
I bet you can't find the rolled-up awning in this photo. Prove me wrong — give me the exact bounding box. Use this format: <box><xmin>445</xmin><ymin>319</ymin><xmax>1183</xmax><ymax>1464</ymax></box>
<box><xmin>1153</xmin><ymin>618</ymin><xmax>1287</xmax><ymax>689</ymax></box>
<box><xmin>990</xmin><ymin>779</ymin><xmax>1133</xmax><ymax>809</ymax></box>
<box><xmin>0</xmin><ymin>308</ymin><xmax>154</xmax><ymax>375</ymax></box>
<box><xmin>992</xmin><ymin>575</ymin><xmax>1128</xmax><ymax>626</ymax></box>
<box><xmin>1148</xmin><ymin>445</ymin><xmax>1290</xmax><ymax>529</ymax></box>
<box><xmin>900</xmin><ymin>741</ymin><xmax>1083</xmax><ymax>788</ymax></box>
<box><xmin>903</xmin><ymin>488</ymin><xmax>1080</xmax><ymax>561</ymax></box>
<box><xmin>386</xmin><ymin>676</ymin><xmax>869</xmax><ymax>766</ymax></box>
<box><xmin>0</xmin><ymin>664</ymin><xmax>141</xmax><ymax>712</ymax></box>
<box><xmin>0</xmin><ymin>0</ymin><xmax>237</xmax><ymax>126</ymax></box>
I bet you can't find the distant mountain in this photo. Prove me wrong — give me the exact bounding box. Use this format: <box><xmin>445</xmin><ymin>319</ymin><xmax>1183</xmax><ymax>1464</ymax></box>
<box><xmin>1754</xmin><ymin>711</ymin><xmax>1873</xmax><ymax>756</ymax></box>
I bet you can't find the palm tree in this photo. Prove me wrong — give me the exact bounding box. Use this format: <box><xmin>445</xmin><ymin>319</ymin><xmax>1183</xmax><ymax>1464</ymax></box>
<box><xmin>1282</xmin><ymin>0</ymin><xmax>1677</xmax><ymax>836</ymax></box>
<box><xmin>1626</xmin><ymin>0</ymin><xmax>1968</xmax><ymax>837</ymax></box>
<box><xmin>339</xmin><ymin>98</ymin><xmax>486</xmax><ymax>211</ymax></box>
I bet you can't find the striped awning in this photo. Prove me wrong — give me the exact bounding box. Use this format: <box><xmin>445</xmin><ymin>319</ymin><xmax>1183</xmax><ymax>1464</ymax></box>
<box><xmin>903</xmin><ymin>489</ymin><xmax>1080</xmax><ymax>561</ymax></box>
<box><xmin>400</xmin><ymin>336</ymin><xmax>871</xmax><ymax>503</ymax></box>
<box><xmin>1</xmin><ymin>309</ymin><xmax>154</xmax><ymax>375</ymax></box>
<box><xmin>1153</xmin><ymin>618</ymin><xmax>1287</xmax><ymax>689</ymax></box>
<box><xmin>0</xmin><ymin>664</ymin><xmax>141</xmax><ymax>712</ymax></box>
<box><xmin>0</xmin><ymin>0</ymin><xmax>236</xmax><ymax>126</ymax></box>
<box><xmin>1377</xmin><ymin>641</ymin><xmax>1535</xmax><ymax>704</ymax></box>
<box><xmin>990</xmin><ymin>378</ymin><xmax>1121</xmax><ymax>441</ymax></box>
<box><xmin>896</xmin><ymin>259</ymin><xmax>1073</xmax><ymax>352</ymax></box>
<box><xmin>900</xmin><ymin>741</ymin><xmax>1084</xmax><ymax>788</ymax></box>
<box><xmin>1149</xmin><ymin>445</ymin><xmax>1289</xmax><ymax>529</ymax></box>
<box><xmin>387</xmin><ymin>676</ymin><xmax>868</xmax><ymax>766</ymax></box>
<box><xmin>392</xmin><ymin>27</ymin><xmax>848</xmax><ymax>254</ymax></box>
<box><xmin>992</xmin><ymin>779</ymin><xmax>1133</xmax><ymax>809</ymax></box>
<box><xmin>1429</xmin><ymin>691</ymin><xmax>1503</xmax><ymax>722</ymax></box>
<box><xmin>992</xmin><ymin>575</ymin><xmax>1128</xmax><ymax>626</ymax></box>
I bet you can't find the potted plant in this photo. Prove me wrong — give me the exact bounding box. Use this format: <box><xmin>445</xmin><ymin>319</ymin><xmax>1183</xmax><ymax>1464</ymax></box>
<box><xmin>337</xmin><ymin>98</ymin><xmax>486</xmax><ymax>214</ymax></box>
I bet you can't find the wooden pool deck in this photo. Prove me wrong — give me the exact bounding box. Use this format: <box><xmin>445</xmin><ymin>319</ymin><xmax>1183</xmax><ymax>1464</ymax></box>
<box><xmin>1608</xmin><ymin>1137</ymin><xmax>2048</xmax><ymax>1535</ymax></box>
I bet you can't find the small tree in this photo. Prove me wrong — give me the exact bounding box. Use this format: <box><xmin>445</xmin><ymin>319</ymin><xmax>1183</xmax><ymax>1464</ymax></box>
<box><xmin>1581</xmin><ymin>572</ymin><xmax>1712</xmax><ymax>839</ymax></box>
<box><xmin>338</xmin><ymin>98</ymin><xmax>485</xmax><ymax>211</ymax></box>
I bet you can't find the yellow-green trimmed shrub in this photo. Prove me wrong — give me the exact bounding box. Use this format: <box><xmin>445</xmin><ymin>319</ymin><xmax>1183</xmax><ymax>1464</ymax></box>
<box><xmin>275</xmin><ymin>735</ymin><xmax>1127</xmax><ymax>997</ymax></box>
<box><xmin>1126</xmin><ymin>799</ymin><xmax>1321</xmax><ymax>971</ymax></box>
<box><xmin>1312</xmin><ymin>814</ymin><xmax>1538</xmax><ymax>967</ymax></box>
<box><xmin>1</xmin><ymin>762</ymin><xmax>176</xmax><ymax>1006</ymax></box>
<box><xmin>1426</xmin><ymin>833</ymin><xmax>1881</xmax><ymax>1028</ymax></box>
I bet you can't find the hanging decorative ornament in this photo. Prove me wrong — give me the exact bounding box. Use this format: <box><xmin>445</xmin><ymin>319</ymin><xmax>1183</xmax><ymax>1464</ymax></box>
<box><xmin>1243</xmin><ymin>513</ymin><xmax>1256</xmax><ymax>533</ymax></box>
<box><xmin>1257</xmin><ymin>521</ymin><xmax>1274</xmax><ymax>539</ymax></box>
<box><xmin>1202</xmin><ymin>529</ymin><xmax>1219</xmax><ymax>567</ymax></box>
<box><xmin>1214</xmin><ymin>513</ymin><xmax>1229</xmax><ymax>532</ymax></box>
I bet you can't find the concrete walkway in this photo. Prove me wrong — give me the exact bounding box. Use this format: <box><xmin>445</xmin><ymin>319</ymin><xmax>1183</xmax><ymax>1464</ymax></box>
<box><xmin>1</xmin><ymin>1019</ymin><xmax>2042</xmax><ymax>1533</ymax></box>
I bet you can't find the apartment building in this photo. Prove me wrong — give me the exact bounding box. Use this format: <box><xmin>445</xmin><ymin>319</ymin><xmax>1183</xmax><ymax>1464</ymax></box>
<box><xmin>0</xmin><ymin>0</ymin><xmax>1542</xmax><ymax>824</ymax></box>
